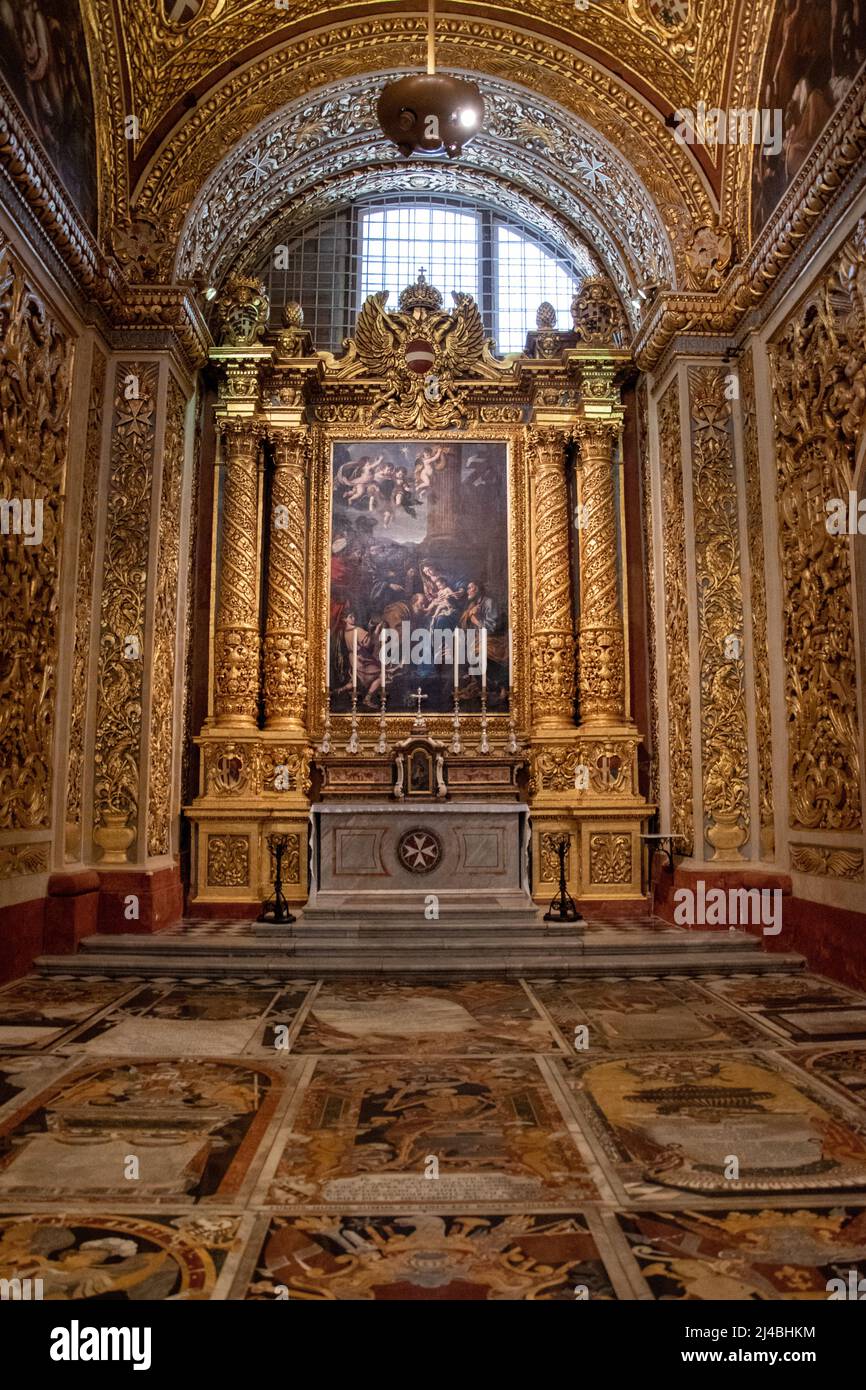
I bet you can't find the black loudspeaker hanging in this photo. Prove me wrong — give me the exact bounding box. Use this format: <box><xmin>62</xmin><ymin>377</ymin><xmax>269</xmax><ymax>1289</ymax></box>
<box><xmin>257</xmin><ymin>834</ymin><xmax>296</xmax><ymax>925</ymax></box>
<box><xmin>543</xmin><ymin>838</ymin><xmax>584</xmax><ymax>924</ymax></box>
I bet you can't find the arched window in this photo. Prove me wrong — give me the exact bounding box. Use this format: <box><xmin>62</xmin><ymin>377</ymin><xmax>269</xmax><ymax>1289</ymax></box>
<box><xmin>256</xmin><ymin>194</ymin><xmax>594</xmax><ymax>354</ymax></box>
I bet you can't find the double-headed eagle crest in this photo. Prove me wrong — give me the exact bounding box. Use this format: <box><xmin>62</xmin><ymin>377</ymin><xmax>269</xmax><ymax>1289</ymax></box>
<box><xmin>334</xmin><ymin>270</ymin><xmax>505</xmax><ymax>428</ymax></box>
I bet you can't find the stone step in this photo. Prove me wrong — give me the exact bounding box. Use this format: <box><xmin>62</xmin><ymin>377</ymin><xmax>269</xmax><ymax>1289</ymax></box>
<box><xmin>35</xmin><ymin>946</ymin><xmax>804</xmax><ymax>979</ymax></box>
<box><xmin>75</xmin><ymin>927</ymin><xmax>764</xmax><ymax>955</ymax></box>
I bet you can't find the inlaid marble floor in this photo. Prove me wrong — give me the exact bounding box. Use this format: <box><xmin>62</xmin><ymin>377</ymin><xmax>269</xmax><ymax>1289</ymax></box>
<box><xmin>2</xmin><ymin>967</ymin><xmax>866</xmax><ymax>1300</ymax></box>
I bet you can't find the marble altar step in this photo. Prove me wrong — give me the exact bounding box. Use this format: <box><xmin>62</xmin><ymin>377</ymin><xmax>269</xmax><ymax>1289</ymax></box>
<box><xmin>34</xmin><ymin>926</ymin><xmax>805</xmax><ymax>978</ymax></box>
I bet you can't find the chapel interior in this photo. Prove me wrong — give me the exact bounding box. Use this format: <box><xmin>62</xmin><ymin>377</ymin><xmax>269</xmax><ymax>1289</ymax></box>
<box><xmin>1</xmin><ymin>0</ymin><xmax>866</xmax><ymax>1304</ymax></box>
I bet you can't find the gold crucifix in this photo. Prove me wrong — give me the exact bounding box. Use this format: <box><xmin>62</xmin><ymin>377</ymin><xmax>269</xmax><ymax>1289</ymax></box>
<box><xmin>412</xmin><ymin>687</ymin><xmax>429</xmax><ymax>719</ymax></box>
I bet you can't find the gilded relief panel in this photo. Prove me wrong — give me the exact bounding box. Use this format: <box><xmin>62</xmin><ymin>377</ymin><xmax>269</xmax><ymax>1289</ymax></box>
<box><xmin>658</xmin><ymin>380</ymin><xmax>694</xmax><ymax>855</ymax></box>
<box><xmin>769</xmin><ymin>243</ymin><xmax>863</xmax><ymax>836</ymax></box>
<box><xmin>739</xmin><ymin>346</ymin><xmax>774</xmax><ymax>853</ymax></box>
<box><xmin>688</xmin><ymin>367</ymin><xmax>749</xmax><ymax>860</ymax></box>
<box><xmin>66</xmin><ymin>344</ymin><xmax>106</xmax><ymax>849</ymax></box>
<box><xmin>92</xmin><ymin>362</ymin><xmax>159</xmax><ymax>851</ymax></box>
<box><xmin>0</xmin><ymin>239</ymin><xmax>73</xmax><ymax>836</ymax></box>
<box><xmin>147</xmin><ymin>377</ymin><xmax>186</xmax><ymax>857</ymax></box>
<box><xmin>638</xmin><ymin>379</ymin><xmax>659</xmax><ymax>807</ymax></box>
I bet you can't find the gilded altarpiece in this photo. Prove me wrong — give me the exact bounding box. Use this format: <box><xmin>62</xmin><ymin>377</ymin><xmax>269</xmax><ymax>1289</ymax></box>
<box><xmin>187</xmin><ymin>275</ymin><xmax>652</xmax><ymax>908</ymax></box>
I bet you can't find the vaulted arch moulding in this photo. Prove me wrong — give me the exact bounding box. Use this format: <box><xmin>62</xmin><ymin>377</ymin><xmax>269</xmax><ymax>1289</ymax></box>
<box><xmin>171</xmin><ymin>75</ymin><xmax>676</xmax><ymax>318</ymax></box>
<box><xmin>127</xmin><ymin>16</ymin><xmax>715</xmax><ymax>289</ymax></box>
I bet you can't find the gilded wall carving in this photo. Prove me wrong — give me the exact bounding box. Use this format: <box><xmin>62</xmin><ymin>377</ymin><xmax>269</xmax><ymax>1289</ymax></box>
<box><xmin>589</xmin><ymin>832</ymin><xmax>632</xmax><ymax>884</ymax></box>
<box><xmin>267</xmin><ymin>831</ymin><xmax>300</xmax><ymax>885</ymax></box>
<box><xmin>739</xmin><ymin>346</ymin><xmax>774</xmax><ymax>850</ymax></box>
<box><xmin>206</xmin><ymin>834</ymin><xmax>249</xmax><ymax>887</ymax></box>
<box><xmin>0</xmin><ymin>843</ymin><xmax>50</xmax><ymax>879</ymax></box>
<box><xmin>540</xmin><ymin>832</ymin><xmax>571</xmax><ymax>883</ymax></box>
<box><xmin>147</xmin><ymin>377</ymin><xmax>186</xmax><ymax>857</ymax></box>
<box><xmin>66</xmin><ymin>346</ymin><xmax>106</xmax><ymax>846</ymax></box>
<box><xmin>769</xmin><ymin>238</ymin><xmax>864</xmax><ymax>834</ymax></box>
<box><xmin>93</xmin><ymin>363</ymin><xmax>158</xmax><ymax>844</ymax></box>
<box><xmin>688</xmin><ymin>367</ymin><xmax>749</xmax><ymax>859</ymax></box>
<box><xmin>638</xmin><ymin>379</ymin><xmax>660</xmax><ymax>806</ymax></box>
<box><xmin>790</xmin><ymin>846</ymin><xmax>864</xmax><ymax>881</ymax></box>
<box><xmin>658</xmin><ymin>380</ymin><xmax>694</xmax><ymax>855</ymax></box>
<box><xmin>0</xmin><ymin>241</ymin><xmax>73</xmax><ymax>835</ymax></box>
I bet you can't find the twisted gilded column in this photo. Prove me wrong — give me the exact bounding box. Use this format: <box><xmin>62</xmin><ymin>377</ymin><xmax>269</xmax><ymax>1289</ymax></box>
<box><xmin>529</xmin><ymin>425</ymin><xmax>577</xmax><ymax>731</ymax></box>
<box><xmin>214</xmin><ymin>421</ymin><xmax>261</xmax><ymax>727</ymax></box>
<box><xmin>264</xmin><ymin>428</ymin><xmax>309</xmax><ymax>732</ymax></box>
<box><xmin>574</xmin><ymin>419</ymin><xmax>627</xmax><ymax>725</ymax></box>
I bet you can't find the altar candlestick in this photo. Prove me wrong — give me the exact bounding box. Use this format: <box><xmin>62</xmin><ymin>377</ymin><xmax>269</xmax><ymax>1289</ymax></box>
<box><xmin>325</xmin><ymin>629</ymin><xmax>331</xmax><ymax>689</ymax></box>
<box><xmin>352</xmin><ymin>628</ymin><xmax>358</xmax><ymax>691</ymax></box>
<box><xmin>453</xmin><ymin>639</ymin><xmax>460</xmax><ymax>689</ymax></box>
<box><xmin>480</xmin><ymin>627</ymin><xmax>487</xmax><ymax>690</ymax></box>
<box><xmin>380</xmin><ymin>629</ymin><xmax>387</xmax><ymax>691</ymax></box>
<box><xmin>508</xmin><ymin>627</ymin><xmax>513</xmax><ymax>679</ymax></box>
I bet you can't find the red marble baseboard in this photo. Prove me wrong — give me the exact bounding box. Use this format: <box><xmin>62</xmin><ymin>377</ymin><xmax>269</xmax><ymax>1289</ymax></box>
<box><xmin>742</xmin><ymin>896</ymin><xmax>866</xmax><ymax>993</ymax></box>
<box><xmin>97</xmin><ymin>866</ymin><xmax>184</xmax><ymax>934</ymax></box>
<box><xmin>44</xmin><ymin>871</ymin><xmax>100</xmax><ymax>954</ymax></box>
<box><xmin>653</xmin><ymin>864</ymin><xmax>866</xmax><ymax>990</ymax></box>
<box><xmin>0</xmin><ymin>897</ymin><xmax>46</xmax><ymax>983</ymax></box>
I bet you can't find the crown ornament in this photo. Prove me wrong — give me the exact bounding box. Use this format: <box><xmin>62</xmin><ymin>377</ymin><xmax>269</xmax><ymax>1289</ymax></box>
<box><xmin>399</xmin><ymin>268</ymin><xmax>443</xmax><ymax>314</ymax></box>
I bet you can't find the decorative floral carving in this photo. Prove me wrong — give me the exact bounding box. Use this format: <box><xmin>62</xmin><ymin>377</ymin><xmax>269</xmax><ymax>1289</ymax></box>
<box><xmin>540</xmin><ymin>832</ymin><xmax>570</xmax><ymax>882</ymax></box>
<box><xmin>206</xmin><ymin>834</ymin><xmax>249</xmax><ymax>887</ymax></box>
<box><xmin>688</xmin><ymin>368</ymin><xmax>749</xmax><ymax>857</ymax></box>
<box><xmin>769</xmin><ymin>244</ymin><xmax>863</xmax><ymax>833</ymax></box>
<box><xmin>66</xmin><ymin>349</ymin><xmax>106</xmax><ymax>846</ymax></box>
<box><xmin>0</xmin><ymin>843</ymin><xmax>50</xmax><ymax>878</ymax></box>
<box><xmin>790</xmin><ymin>846</ymin><xmax>864</xmax><ymax>880</ymax></box>
<box><xmin>147</xmin><ymin>377</ymin><xmax>186</xmax><ymax>857</ymax></box>
<box><xmin>264</xmin><ymin>429</ymin><xmax>308</xmax><ymax>728</ymax></box>
<box><xmin>529</xmin><ymin>426</ymin><xmax>576</xmax><ymax>726</ymax></box>
<box><xmin>589</xmin><ymin>832</ymin><xmax>631</xmax><ymax>884</ymax></box>
<box><xmin>0</xmin><ymin>242</ymin><xmax>72</xmax><ymax>833</ymax></box>
<box><xmin>683</xmin><ymin>223</ymin><xmax>734</xmax><ymax>292</ymax></box>
<box><xmin>739</xmin><ymin>347</ymin><xmax>774</xmax><ymax>851</ymax></box>
<box><xmin>93</xmin><ymin>363</ymin><xmax>158</xmax><ymax>846</ymax></box>
<box><xmin>658</xmin><ymin>380</ymin><xmax>694</xmax><ymax>855</ymax></box>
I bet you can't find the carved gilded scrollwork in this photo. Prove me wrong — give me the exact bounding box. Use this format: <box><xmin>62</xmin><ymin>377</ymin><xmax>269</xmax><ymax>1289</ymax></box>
<box><xmin>0</xmin><ymin>241</ymin><xmax>72</xmax><ymax>835</ymax></box>
<box><xmin>540</xmin><ymin>831</ymin><xmax>570</xmax><ymax>883</ymax></box>
<box><xmin>739</xmin><ymin>347</ymin><xmax>774</xmax><ymax>853</ymax></box>
<box><xmin>790</xmin><ymin>845</ymin><xmax>864</xmax><ymax>880</ymax></box>
<box><xmin>93</xmin><ymin>362</ymin><xmax>158</xmax><ymax>852</ymax></box>
<box><xmin>658</xmin><ymin>380</ymin><xmax>694</xmax><ymax>855</ymax></box>
<box><xmin>206</xmin><ymin>834</ymin><xmax>249</xmax><ymax>887</ymax></box>
<box><xmin>267</xmin><ymin>831</ymin><xmax>300</xmax><ymax>884</ymax></box>
<box><xmin>688</xmin><ymin>368</ymin><xmax>749</xmax><ymax>861</ymax></box>
<box><xmin>589</xmin><ymin>832</ymin><xmax>632</xmax><ymax>884</ymax></box>
<box><xmin>0</xmin><ymin>843</ymin><xmax>50</xmax><ymax>878</ymax></box>
<box><xmin>528</xmin><ymin>746</ymin><xmax>579</xmax><ymax>795</ymax></box>
<box><xmin>66</xmin><ymin>351</ymin><xmax>106</xmax><ymax>853</ymax></box>
<box><xmin>769</xmin><ymin>244</ymin><xmax>863</xmax><ymax>833</ymax></box>
<box><xmin>147</xmin><ymin>377</ymin><xmax>186</xmax><ymax>858</ymax></box>
<box><xmin>529</xmin><ymin>426</ymin><xmax>576</xmax><ymax>729</ymax></box>
<box><xmin>264</xmin><ymin>429</ymin><xmax>308</xmax><ymax>730</ymax></box>
<box><xmin>214</xmin><ymin>422</ymin><xmax>262</xmax><ymax>726</ymax></box>
<box><xmin>574</xmin><ymin>419</ymin><xmax>626</xmax><ymax>725</ymax></box>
